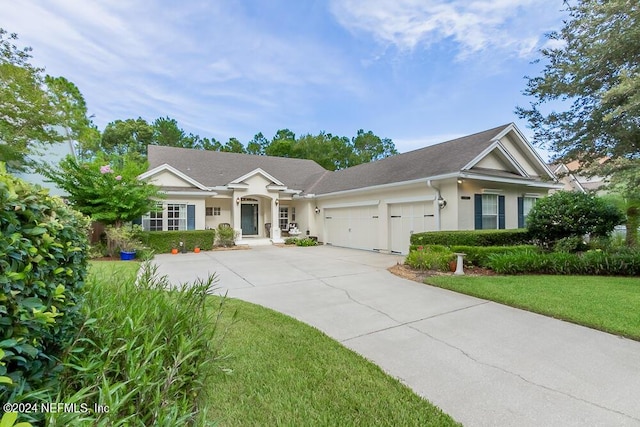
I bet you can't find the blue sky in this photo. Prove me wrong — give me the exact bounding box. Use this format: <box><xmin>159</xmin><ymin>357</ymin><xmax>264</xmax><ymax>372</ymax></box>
<box><xmin>2</xmin><ymin>0</ymin><xmax>566</xmax><ymax>156</ymax></box>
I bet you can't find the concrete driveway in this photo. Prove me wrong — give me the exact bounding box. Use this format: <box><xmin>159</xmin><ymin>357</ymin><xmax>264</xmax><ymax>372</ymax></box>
<box><xmin>152</xmin><ymin>245</ymin><xmax>640</xmax><ymax>426</ymax></box>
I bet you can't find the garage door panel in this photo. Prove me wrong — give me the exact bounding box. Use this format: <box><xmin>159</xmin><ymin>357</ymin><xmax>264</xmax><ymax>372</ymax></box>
<box><xmin>390</xmin><ymin>202</ymin><xmax>435</xmax><ymax>254</ymax></box>
<box><xmin>325</xmin><ymin>206</ymin><xmax>379</xmax><ymax>251</ymax></box>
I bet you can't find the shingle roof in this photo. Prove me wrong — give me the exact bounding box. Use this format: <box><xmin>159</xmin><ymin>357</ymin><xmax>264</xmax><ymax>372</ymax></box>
<box><xmin>147</xmin><ymin>145</ymin><xmax>327</xmax><ymax>191</ymax></box>
<box><xmin>307</xmin><ymin>124</ymin><xmax>511</xmax><ymax>194</ymax></box>
<box><xmin>146</xmin><ymin>123</ymin><xmax>513</xmax><ymax>195</ymax></box>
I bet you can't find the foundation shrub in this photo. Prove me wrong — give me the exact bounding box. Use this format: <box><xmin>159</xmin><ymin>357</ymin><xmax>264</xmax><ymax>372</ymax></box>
<box><xmin>0</xmin><ymin>166</ymin><xmax>89</xmax><ymax>401</ymax></box>
<box><xmin>405</xmin><ymin>245</ymin><xmax>453</xmax><ymax>271</ymax></box>
<box><xmin>450</xmin><ymin>245</ymin><xmax>540</xmax><ymax>267</ymax></box>
<box><xmin>138</xmin><ymin>230</ymin><xmax>216</xmax><ymax>253</ymax></box>
<box><xmin>216</xmin><ymin>225</ymin><xmax>236</xmax><ymax>247</ymax></box>
<box><xmin>295</xmin><ymin>237</ymin><xmax>318</xmax><ymax>247</ymax></box>
<box><xmin>410</xmin><ymin>229</ymin><xmax>532</xmax><ymax>247</ymax></box>
<box><xmin>488</xmin><ymin>249</ymin><xmax>640</xmax><ymax>275</ymax></box>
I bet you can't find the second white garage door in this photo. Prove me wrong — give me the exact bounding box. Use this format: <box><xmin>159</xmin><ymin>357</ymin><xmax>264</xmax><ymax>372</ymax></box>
<box><xmin>324</xmin><ymin>205</ymin><xmax>379</xmax><ymax>251</ymax></box>
<box><xmin>389</xmin><ymin>202</ymin><xmax>435</xmax><ymax>254</ymax></box>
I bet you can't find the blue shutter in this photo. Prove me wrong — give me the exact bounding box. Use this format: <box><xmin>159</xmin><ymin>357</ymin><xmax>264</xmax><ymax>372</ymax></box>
<box><xmin>187</xmin><ymin>205</ymin><xmax>195</xmax><ymax>230</ymax></box>
<box><xmin>474</xmin><ymin>194</ymin><xmax>483</xmax><ymax>230</ymax></box>
<box><xmin>498</xmin><ymin>195</ymin><xmax>506</xmax><ymax>229</ymax></box>
<box><xmin>517</xmin><ymin>197</ymin><xmax>524</xmax><ymax>228</ymax></box>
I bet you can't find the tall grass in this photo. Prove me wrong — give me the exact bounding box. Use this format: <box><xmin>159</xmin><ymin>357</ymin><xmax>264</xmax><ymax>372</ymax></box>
<box><xmin>21</xmin><ymin>262</ymin><xmax>235</xmax><ymax>426</ymax></box>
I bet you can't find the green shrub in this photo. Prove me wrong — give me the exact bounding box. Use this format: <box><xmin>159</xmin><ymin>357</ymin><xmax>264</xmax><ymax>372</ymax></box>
<box><xmin>284</xmin><ymin>237</ymin><xmax>298</xmax><ymax>245</ymax></box>
<box><xmin>553</xmin><ymin>236</ymin><xmax>587</xmax><ymax>253</ymax></box>
<box><xmin>405</xmin><ymin>246</ymin><xmax>453</xmax><ymax>271</ymax></box>
<box><xmin>138</xmin><ymin>230</ymin><xmax>216</xmax><ymax>253</ymax></box>
<box><xmin>36</xmin><ymin>263</ymin><xmax>235</xmax><ymax>426</ymax></box>
<box><xmin>216</xmin><ymin>225</ymin><xmax>236</xmax><ymax>247</ymax></box>
<box><xmin>450</xmin><ymin>245</ymin><xmax>539</xmax><ymax>267</ymax></box>
<box><xmin>0</xmin><ymin>166</ymin><xmax>89</xmax><ymax>400</ymax></box>
<box><xmin>295</xmin><ymin>237</ymin><xmax>318</xmax><ymax>247</ymax></box>
<box><xmin>527</xmin><ymin>191</ymin><xmax>624</xmax><ymax>248</ymax></box>
<box><xmin>411</xmin><ymin>229</ymin><xmax>531</xmax><ymax>247</ymax></box>
<box><xmin>488</xmin><ymin>248</ymin><xmax>640</xmax><ymax>275</ymax></box>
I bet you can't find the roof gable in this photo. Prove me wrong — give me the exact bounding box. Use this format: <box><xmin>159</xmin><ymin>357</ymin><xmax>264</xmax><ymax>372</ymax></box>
<box><xmin>230</xmin><ymin>168</ymin><xmax>285</xmax><ymax>187</ymax></box>
<box><xmin>139</xmin><ymin>164</ymin><xmax>210</xmax><ymax>190</ymax></box>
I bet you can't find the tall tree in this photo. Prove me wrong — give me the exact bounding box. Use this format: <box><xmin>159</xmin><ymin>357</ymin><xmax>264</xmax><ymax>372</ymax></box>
<box><xmin>221</xmin><ymin>137</ymin><xmax>246</xmax><ymax>153</ymax></box>
<box><xmin>351</xmin><ymin>129</ymin><xmax>398</xmax><ymax>166</ymax></box>
<box><xmin>100</xmin><ymin>118</ymin><xmax>154</xmax><ymax>157</ymax></box>
<box><xmin>152</xmin><ymin>116</ymin><xmax>187</xmax><ymax>147</ymax></box>
<box><xmin>0</xmin><ymin>29</ymin><xmax>95</xmax><ymax>170</ymax></box>
<box><xmin>517</xmin><ymin>0</ymin><xmax>640</xmax><ymax>162</ymax></box>
<box><xmin>265</xmin><ymin>129</ymin><xmax>296</xmax><ymax>158</ymax></box>
<box><xmin>517</xmin><ymin>0</ymin><xmax>640</xmax><ymax>246</ymax></box>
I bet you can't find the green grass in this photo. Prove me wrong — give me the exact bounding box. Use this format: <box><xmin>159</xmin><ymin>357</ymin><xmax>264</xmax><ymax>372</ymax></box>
<box><xmin>426</xmin><ymin>275</ymin><xmax>640</xmax><ymax>340</ymax></box>
<box><xmin>207</xmin><ymin>298</ymin><xmax>458</xmax><ymax>426</ymax></box>
<box><xmin>88</xmin><ymin>260</ymin><xmax>140</xmax><ymax>282</ymax></box>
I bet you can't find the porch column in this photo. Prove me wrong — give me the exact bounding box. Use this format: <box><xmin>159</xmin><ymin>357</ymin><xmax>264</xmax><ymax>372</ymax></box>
<box><xmin>271</xmin><ymin>196</ymin><xmax>283</xmax><ymax>243</ymax></box>
<box><xmin>233</xmin><ymin>193</ymin><xmax>242</xmax><ymax>242</ymax></box>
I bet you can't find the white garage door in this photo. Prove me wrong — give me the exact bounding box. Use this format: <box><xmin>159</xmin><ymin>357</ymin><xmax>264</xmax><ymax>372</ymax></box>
<box><xmin>324</xmin><ymin>205</ymin><xmax>379</xmax><ymax>251</ymax></box>
<box><xmin>389</xmin><ymin>202</ymin><xmax>435</xmax><ymax>254</ymax></box>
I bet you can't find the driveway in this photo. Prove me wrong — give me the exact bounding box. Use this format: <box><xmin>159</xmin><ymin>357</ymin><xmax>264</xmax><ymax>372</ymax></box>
<box><xmin>152</xmin><ymin>245</ymin><xmax>640</xmax><ymax>426</ymax></box>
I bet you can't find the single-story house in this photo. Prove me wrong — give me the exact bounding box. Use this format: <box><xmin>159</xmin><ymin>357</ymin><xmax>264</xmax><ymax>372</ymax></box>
<box><xmin>139</xmin><ymin>123</ymin><xmax>562</xmax><ymax>254</ymax></box>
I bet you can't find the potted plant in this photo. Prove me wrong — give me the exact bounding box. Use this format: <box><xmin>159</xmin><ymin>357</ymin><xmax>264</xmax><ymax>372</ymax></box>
<box><xmin>104</xmin><ymin>225</ymin><xmax>141</xmax><ymax>261</ymax></box>
<box><xmin>171</xmin><ymin>243</ymin><xmax>179</xmax><ymax>255</ymax></box>
<box><xmin>194</xmin><ymin>240</ymin><xmax>201</xmax><ymax>253</ymax></box>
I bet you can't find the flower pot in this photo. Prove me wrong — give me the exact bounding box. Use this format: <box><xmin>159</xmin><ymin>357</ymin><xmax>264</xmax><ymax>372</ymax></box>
<box><xmin>194</xmin><ymin>247</ymin><xmax>201</xmax><ymax>253</ymax></box>
<box><xmin>171</xmin><ymin>248</ymin><xmax>178</xmax><ymax>254</ymax></box>
<box><xmin>120</xmin><ymin>250</ymin><xmax>136</xmax><ymax>261</ymax></box>
<box><xmin>449</xmin><ymin>260</ymin><xmax>457</xmax><ymax>272</ymax></box>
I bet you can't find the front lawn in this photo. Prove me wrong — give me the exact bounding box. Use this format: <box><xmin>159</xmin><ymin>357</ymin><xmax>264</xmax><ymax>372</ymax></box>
<box><xmin>426</xmin><ymin>275</ymin><xmax>640</xmax><ymax>341</ymax></box>
<box><xmin>207</xmin><ymin>297</ymin><xmax>458</xmax><ymax>426</ymax></box>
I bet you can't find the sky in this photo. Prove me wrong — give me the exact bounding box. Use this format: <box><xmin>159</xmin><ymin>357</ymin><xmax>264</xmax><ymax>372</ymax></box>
<box><xmin>2</xmin><ymin>0</ymin><xmax>567</xmax><ymax>156</ymax></box>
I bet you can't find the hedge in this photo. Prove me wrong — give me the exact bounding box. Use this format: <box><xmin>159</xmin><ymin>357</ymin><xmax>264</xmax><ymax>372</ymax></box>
<box><xmin>410</xmin><ymin>229</ymin><xmax>532</xmax><ymax>247</ymax></box>
<box><xmin>137</xmin><ymin>230</ymin><xmax>216</xmax><ymax>253</ymax></box>
<box><xmin>488</xmin><ymin>249</ymin><xmax>640</xmax><ymax>276</ymax></box>
<box><xmin>1</xmin><ymin>165</ymin><xmax>89</xmax><ymax>399</ymax></box>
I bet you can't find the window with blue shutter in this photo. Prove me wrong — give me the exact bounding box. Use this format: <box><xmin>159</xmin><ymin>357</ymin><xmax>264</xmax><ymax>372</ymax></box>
<box><xmin>498</xmin><ymin>195</ymin><xmax>505</xmax><ymax>229</ymax></box>
<box><xmin>517</xmin><ymin>197</ymin><xmax>524</xmax><ymax>228</ymax></box>
<box><xmin>187</xmin><ymin>204</ymin><xmax>195</xmax><ymax>230</ymax></box>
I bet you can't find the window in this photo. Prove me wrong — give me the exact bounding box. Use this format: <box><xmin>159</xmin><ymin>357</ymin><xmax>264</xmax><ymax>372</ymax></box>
<box><xmin>206</xmin><ymin>207</ymin><xmax>213</xmax><ymax>216</ymax></box>
<box><xmin>279</xmin><ymin>207</ymin><xmax>289</xmax><ymax>230</ymax></box>
<box><xmin>291</xmin><ymin>207</ymin><xmax>296</xmax><ymax>222</ymax></box>
<box><xmin>518</xmin><ymin>196</ymin><xmax>538</xmax><ymax>227</ymax></box>
<box><xmin>482</xmin><ymin>194</ymin><xmax>499</xmax><ymax>229</ymax></box>
<box><xmin>167</xmin><ymin>204</ymin><xmax>187</xmax><ymax>231</ymax></box>
<box><xmin>214</xmin><ymin>207</ymin><xmax>221</xmax><ymax>216</ymax></box>
<box><xmin>142</xmin><ymin>203</ymin><xmax>163</xmax><ymax>231</ymax></box>
<box><xmin>475</xmin><ymin>194</ymin><xmax>505</xmax><ymax>230</ymax></box>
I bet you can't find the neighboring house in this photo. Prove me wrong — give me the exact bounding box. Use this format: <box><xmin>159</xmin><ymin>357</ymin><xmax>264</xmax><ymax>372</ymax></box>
<box><xmin>139</xmin><ymin>123</ymin><xmax>562</xmax><ymax>254</ymax></box>
<box><xmin>552</xmin><ymin>159</ymin><xmax>607</xmax><ymax>194</ymax></box>
<box><xmin>12</xmin><ymin>140</ymin><xmax>76</xmax><ymax>197</ymax></box>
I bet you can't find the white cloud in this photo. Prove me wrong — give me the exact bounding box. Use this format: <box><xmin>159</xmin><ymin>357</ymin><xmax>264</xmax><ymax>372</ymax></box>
<box><xmin>330</xmin><ymin>0</ymin><xmax>559</xmax><ymax>59</ymax></box>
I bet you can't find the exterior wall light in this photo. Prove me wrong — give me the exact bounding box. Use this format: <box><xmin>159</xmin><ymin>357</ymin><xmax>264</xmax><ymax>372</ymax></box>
<box><xmin>236</xmin><ymin>197</ymin><xmax>240</xmax><ymax>205</ymax></box>
<box><xmin>275</xmin><ymin>199</ymin><xmax>279</xmax><ymax>206</ymax></box>
<box><xmin>438</xmin><ymin>197</ymin><xmax>447</xmax><ymax>209</ymax></box>
<box><xmin>315</xmin><ymin>206</ymin><xmax>320</xmax><ymax>214</ymax></box>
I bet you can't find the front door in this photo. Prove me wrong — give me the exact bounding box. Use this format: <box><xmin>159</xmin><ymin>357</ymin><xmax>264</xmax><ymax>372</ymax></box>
<box><xmin>241</xmin><ymin>203</ymin><xmax>258</xmax><ymax>236</ymax></box>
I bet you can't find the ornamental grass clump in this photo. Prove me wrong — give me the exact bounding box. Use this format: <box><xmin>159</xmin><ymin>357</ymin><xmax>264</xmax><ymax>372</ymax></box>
<box><xmin>405</xmin><ymin>245</ymin><xmax>453</xmax><ymax>271</ymax></box>
<box><xmin>32</xmin><ymin>263</ymin><xmax>236</xmax><ymax>426</ymax></box>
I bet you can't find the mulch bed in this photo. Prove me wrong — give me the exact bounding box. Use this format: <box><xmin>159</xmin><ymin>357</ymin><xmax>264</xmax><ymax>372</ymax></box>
<box><xmin>388</xmin><ymin>263</ymin><xmax>496</xmax><ymax>284</ymax></box>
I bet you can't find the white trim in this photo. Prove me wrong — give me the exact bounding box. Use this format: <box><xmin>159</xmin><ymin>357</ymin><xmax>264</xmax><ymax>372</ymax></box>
<box><xmin>482</xmin><ymin>188</ymin><xmax>504</xmax><ymax>194</ymax></box>
<box><xmin>314</xmin><ymin>174</ymin><xmax>459</xmax><ymax>198</ymax></box>
<box><xmin>323</xmin><ymin>200</ymin><xmax>380</xmax><ymax>209</ymax></box>
<box><xmin>459</xmin><ymin>172</ymin><xmax>564</xmax><ymax>188</ymax></box>
<box><xmin>227</xmin><ymin>183</ymin><xmax>249</xmax><ymax>189</ymax></box>
<box><xmin>230</xmin><ymin>168</ymin><xmax>285</xmax><ymax>186</ymax></box>
<box><xmin>163</xmin><ymin>191</ymin><xmax>218</xmax><ymax>196</ymax></box>
<box><xmin>266</xmin><ymin>185</ymin><xmax>287</xmax><ymax>191</ymax></box>
<box><xmin>462</xmin><ymin>141</ymin><xmax>529</xmax><ymax>178</ymax></box>
<box><xmin>385</xmin><ymin>195</ymin><xmax>436</xmax><ymax>204</ymax></box>
<box><xmin>495</xmin><ymin>124</ymin><xmax>557</xmax><ymax>180</ymax></box>
<box><xmin>138</xmin><ymin>164</ymin><xmax>211</xmax><ymax>191</ymax></box>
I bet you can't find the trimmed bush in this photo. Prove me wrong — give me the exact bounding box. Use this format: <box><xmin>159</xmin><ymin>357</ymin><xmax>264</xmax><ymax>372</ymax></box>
<box><xmin>295</xmin><ymin>237</ymin><xmax>318</xmax><ymax>247</ymax></box>
<box><xmin>0</xmin><ymin>166</ymin><xmax>89</xmax><ymax>399</ymax></box>
<box><xmin>527</xmin><ymin>191</ymin><xmax>624</xmax><ymax>248</ymax></box>
<box><xmin>411</xmin><ymin>229</ymin><xmax>531</xmax><ymax>247</ymax></box>
<box><xmin>138</xmin><ymin>230</ymin><xmax>216</xmax><ymax>253</ymax></box>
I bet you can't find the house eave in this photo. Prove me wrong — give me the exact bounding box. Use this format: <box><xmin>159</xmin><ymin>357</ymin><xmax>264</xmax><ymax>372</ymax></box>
<box><xmin>314</xmin><ymin>173</ymin><xmax>460</xmax><ymax>198</ymax></box>
<box><xmin>459</xmin><ymin>172</ymin><xmax>563</xmax><ymax>188</ymax></box>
